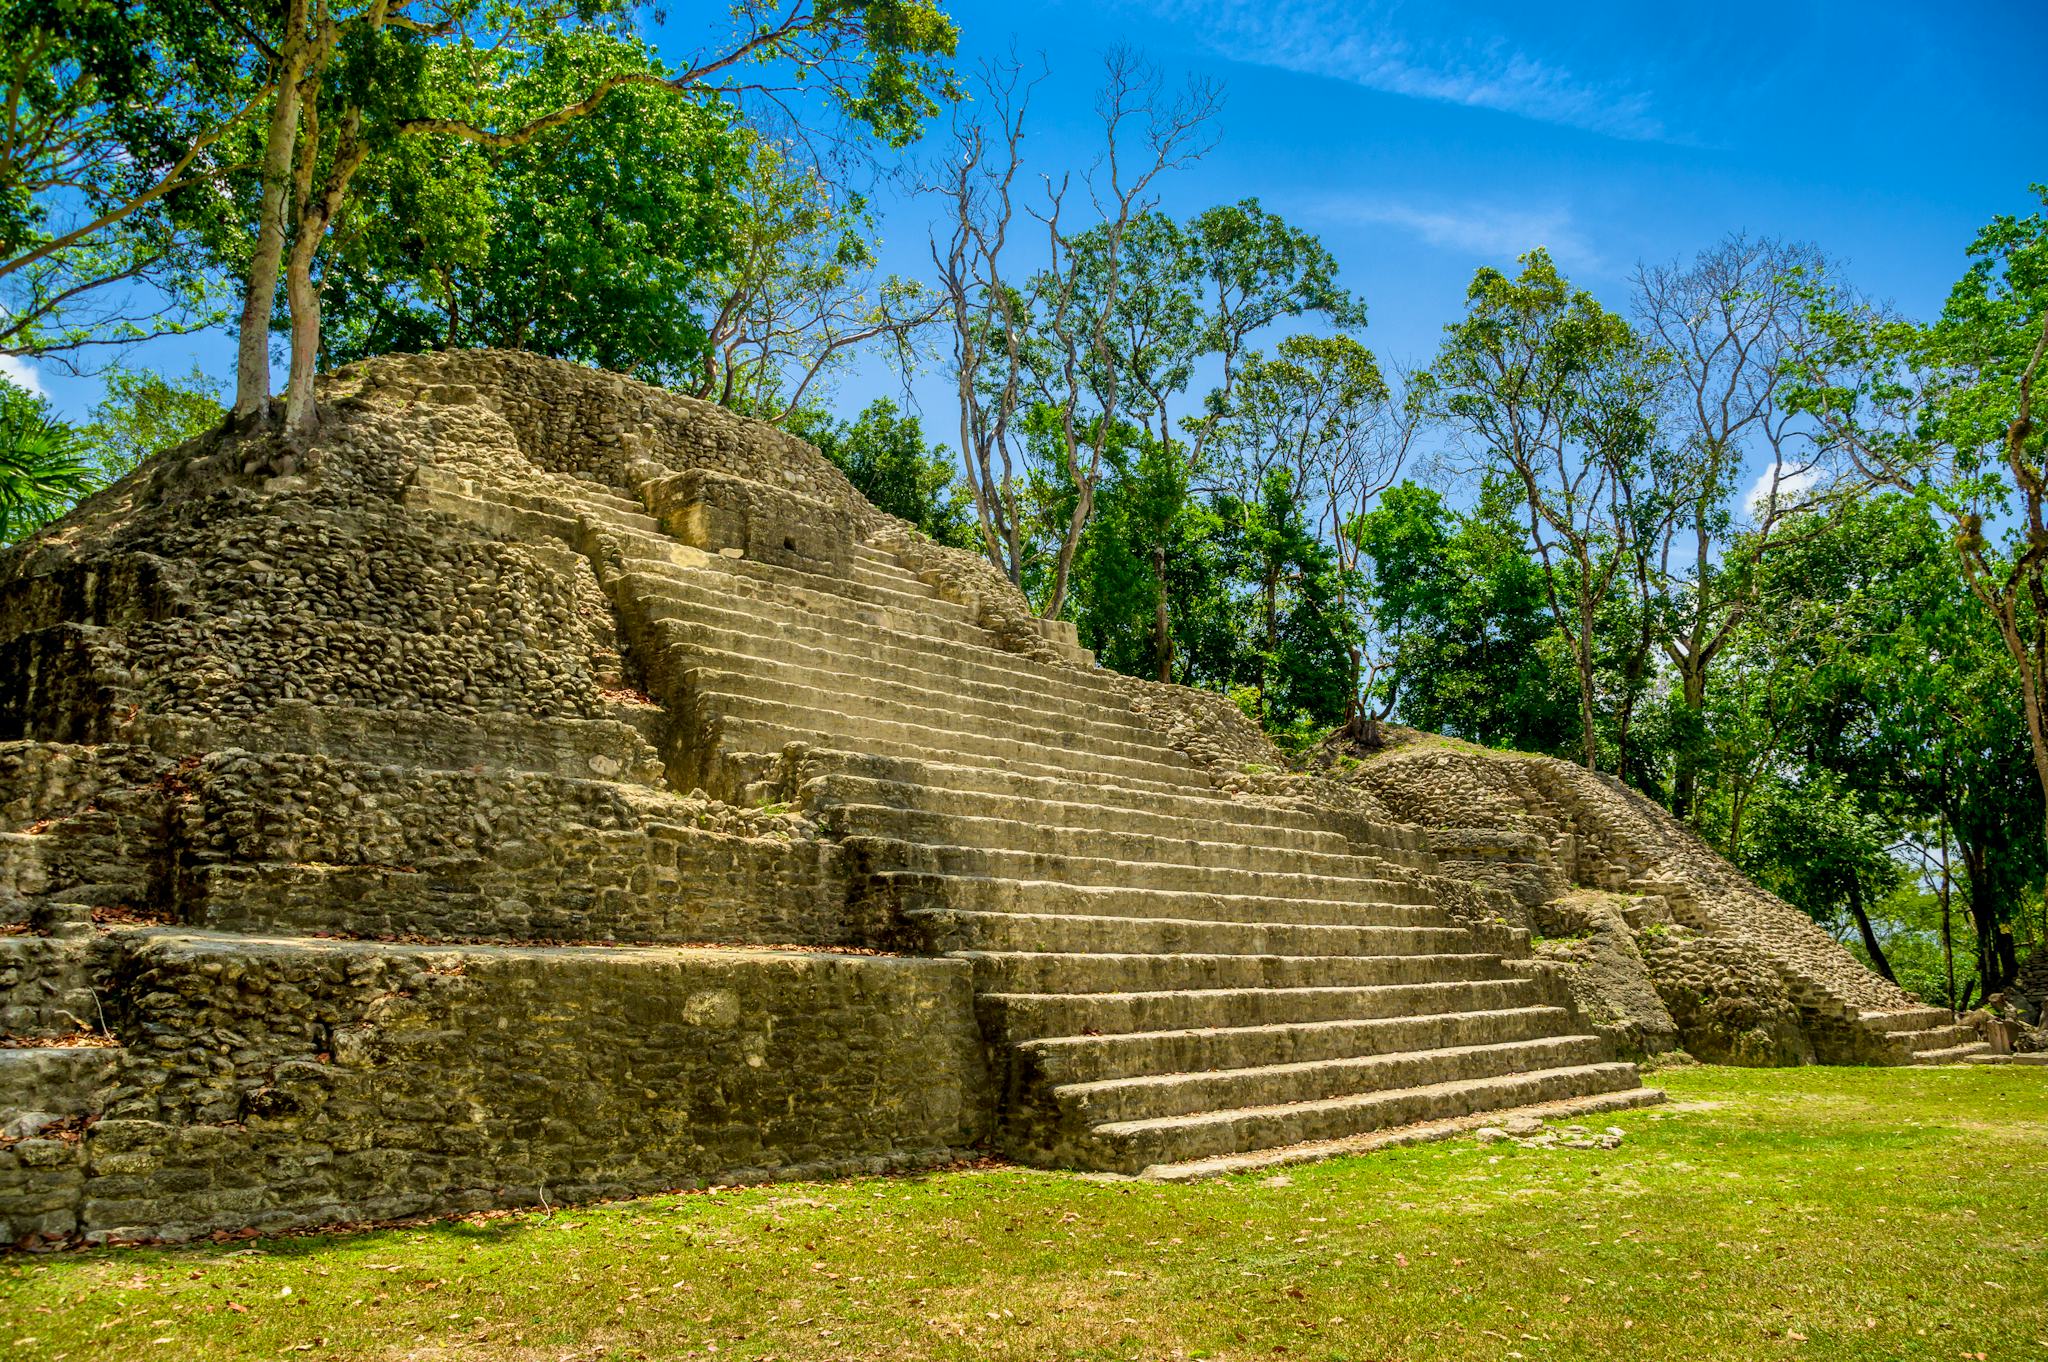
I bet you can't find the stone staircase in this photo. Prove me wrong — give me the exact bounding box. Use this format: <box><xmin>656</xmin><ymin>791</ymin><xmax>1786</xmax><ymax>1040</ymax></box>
<box><xmin>578</xmin><ymin>481</ymin><xmax>1657</xmax><ymax>1175</ymax></box>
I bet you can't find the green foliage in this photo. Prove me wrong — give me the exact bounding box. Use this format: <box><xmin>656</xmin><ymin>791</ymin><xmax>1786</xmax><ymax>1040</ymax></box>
<box><xmin>1739</xmin><ymin>771</ymin><xmax>1901</xmax><ymax>937</ymax></box>
<box><xmin>1351</xmin><ymin>480</ymin><xmax>1577</xmax><ymax>752</ymax></box>
<box><xmin>0</xmin><ymin>374</ymin><xmax>92</xmax><ymax>542</ymax></box>
<box><xmin>78</xmin><ymin>364</ymin><xmax>223</xmax><ymax>478</ymax></box>
<box><xmin>318</xmin><ymin>33</ymin><xmax>748</xmax><ymax>385</ymax></box>
<box><xmin>1415</xmin><ymin>248</ymin><xmax>1658</xmax><ymax>769</ymax></box>
<box><xmin>0</xmin><ymin>0</ymin><xmax>242</xmax><ymax>356</ymax></box>
<box><xmin>788</xmin><ymin>398</ymin><xmax>974</xmax><ymax>548</ymax></box>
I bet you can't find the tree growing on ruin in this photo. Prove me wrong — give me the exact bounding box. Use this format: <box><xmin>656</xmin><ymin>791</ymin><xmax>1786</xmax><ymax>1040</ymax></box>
<box><xmin>198</xmin><ymin>0</ymin><xmax>957</xmax><ymax>445</ymax></box>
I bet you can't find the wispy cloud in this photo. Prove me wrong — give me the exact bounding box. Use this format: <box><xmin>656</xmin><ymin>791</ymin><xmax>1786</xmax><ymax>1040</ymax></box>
<box><xmin>1744</xmin><ymin>462</ymin><xmax>1820</xmax><ymax>517</ymax></box>
<box><xmin>0</xmin><ymin>354</ymin><xmax>46</xmax><ymax>399</ymax></box>
<box><xmin>1323</xmin><ymin>198</ymin><xmax>1605</xmax><ymax>274</ymax></box>
<box><xmin>1145</xmin><ymin>0</ymin><xmax>1666</xmax><ymax>141</ymax></box>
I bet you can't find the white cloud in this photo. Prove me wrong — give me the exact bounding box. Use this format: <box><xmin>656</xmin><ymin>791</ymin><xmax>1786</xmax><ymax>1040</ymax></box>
<box><xmin>1145</xmin><ymin>0</ymin><xmax>1666</xmax><ymax>141</ymax></box>
<box><xmin>0</xmin><ymin>354</ymin><xmax>46</xmax><ymax>398</ymax></box>
<box><xmin>1744</xmin><ymin>462</ymin><xmax>1821</xmax><ymax>517</ymax></box>
<box><xmin>1324</xmin><ymin>198</ymin><xmax>1604</xmax><ymax>274</ymax></box>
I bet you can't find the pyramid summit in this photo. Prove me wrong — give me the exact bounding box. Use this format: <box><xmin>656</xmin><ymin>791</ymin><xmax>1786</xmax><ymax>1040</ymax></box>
<box><xmin>0</xmin><ymin>350</ymin><xmax>1969</xmax><ymax>1245</ymax></box>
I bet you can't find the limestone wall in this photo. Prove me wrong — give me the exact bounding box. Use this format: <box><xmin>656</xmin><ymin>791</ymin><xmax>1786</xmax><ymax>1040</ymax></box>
<box><xmin>3</xmin><ymin>933</ymin><xmax>988</xmax><ymax>1244</ymax></box>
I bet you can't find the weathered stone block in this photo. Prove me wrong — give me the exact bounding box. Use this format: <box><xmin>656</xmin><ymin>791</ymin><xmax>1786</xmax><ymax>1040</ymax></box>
<box><xmin>643</xmin><ymin>469</ymin><xmax>851</xmax><ymax>578</ymax></box>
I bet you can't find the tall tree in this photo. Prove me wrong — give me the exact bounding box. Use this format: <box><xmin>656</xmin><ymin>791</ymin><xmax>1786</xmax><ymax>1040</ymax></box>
<box><xmin>1800</xmin><ymin>190</ymin><xmax>2048</xmax><ymax>903</ymax></box>
<box><xmin>930</xmin><ymin>48</ymin><xmax>1218</xmax><ymax>616</ymax></box>
<box><xmin>1210</xmin><ymin>334</ymin><xmax>1405</xmax><ymax>729</ymax></box>
<box><xmin>1633</xmin><ymin>234</ymin><xmax>1844</xmax><ymax>816</ymax></box>
<box><xmin>212</xmin><ymin>0</ymin><xmax>957</xmax><ymax>440</ymax></box>
<box><xmin>1418</xmin><ymin>249</ymin><xmax>1659</xmax><ymax>770</ymax></box>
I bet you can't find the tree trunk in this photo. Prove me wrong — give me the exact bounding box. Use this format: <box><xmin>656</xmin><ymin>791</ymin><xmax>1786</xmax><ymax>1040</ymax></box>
<box><xmin>1939</xmin><ymin>823</ymin><xmax>1955</xmax><ymax>1014</ymax></box>
<box><xmin>1575</xmin><ymin>622</ymin><xmax>1597</xmax><ymax>771</ymax></box>
<box><xmin>1671</xmin><ymin>660</ymin><xmax>1707</xmax><ymax>819</ymax></box>
<box><xmin>1151</xmin><ymin>542</ymin><xmax>1173</xmax><ymax>683</ymax></box>
<box><xmin>234</xmin><ymin>66</ymin><xmax>305</xmax><ymax>421</ymax></box>
<box><xmin>1845</xmin><ymin>876</ymin><xmax>1897</xmax><ymax>984</ymax></box>
<box><xmin>280</xmin><ymin>110</ymin><xmax>366</xmax><ymax>441</ymax></box>
<box><xmin>280</xmin><ymin>223</ymin><xmax>323</xmax><ymax>438</ymax></box>
<box><xmin>1259</xmin><ymin>564</ymin><xmax>1279</xmax><ymax>723</ymax></box>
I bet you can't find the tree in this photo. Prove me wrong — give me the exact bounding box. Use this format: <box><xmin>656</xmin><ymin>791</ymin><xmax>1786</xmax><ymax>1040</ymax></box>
<box><xmin>0</xmin><ymin>376</ymin><xmax>92</xmax><ymax>541</ymax></box>
<box><xmin>318</xmin><ymin>33</ymin><xmax>749</xmax><ymax>387</ymax></box>
<box><xmin>0</xmin><ymin>0</ymin><xmax>253</xmax><ymax>364</ymax></box>
<box><xmin>1182</xmin><ymin>199</ymin><xmax>1366</xmax><ymax>458</ymax></box>
<box><xmin>1741</xmin><ymin>770</ymin><xmax>1905</xmax><ymax>982</ymax></box>
<box><xmin>1210</xmin><ymin>335</ymin><xmax>1405</xmax><ymax>731</ymax></box>
<box><xmin>1418</xmin><ymin>248</ymin><xmax>1659</xmax><ymax>770</ymax></box>
<box><xmin>1799</xmin><ymin>190</ymin><xmax>2048</xmax><ymax>909</ymax></box>
<box><xmin>1755</xmin><ymin>493</ymin><xmax>2045</xmax><ymax>997</ymax></box>
<box><xmin>1352</xmin><ymin>479</ymin><xmax>1578</xmax><ymax>753</ymax></box>
<box><xmin>209</xmin><ymin>0</ymin><xmax>958</xmax><ymax>442</ymax></box>
<box><xmin>788</xmin><ymin>397</ymin><xmax>975</xmax><ymax>546</ymax></box>
<box><xmin>79</xmin><ymin>364</ymin><xmax>225</xmax><ymax>478</ymax></box>
<box><xmin>1633</xmin><ymin>234</ymin><xmax>1845</xmax><ymax>817</ymax></box>
<box><xmin>1077</xmin><ymin>202</ymin><xmax>1362</xmax><ymax>678</ymax></box>
<box><xmin>695</xmin><ymin>142</ymin><xmax>941</xmax><ymax>421</ymax></box>
<box><xmin>930</xmin><ymin>49</ymin><xmax>1218</xmax><ymax>617</ymax></box>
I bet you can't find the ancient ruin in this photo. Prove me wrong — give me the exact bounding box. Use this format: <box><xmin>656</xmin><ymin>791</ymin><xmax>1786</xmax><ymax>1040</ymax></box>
<box><xmin>0</xmin><ymin>351</ymin><xmax>1999</xmax><ymax>1246</ymax></box>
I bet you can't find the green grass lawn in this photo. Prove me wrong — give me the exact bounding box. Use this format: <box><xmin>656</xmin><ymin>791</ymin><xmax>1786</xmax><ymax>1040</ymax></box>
<box><xmin>4</xmin><ymin>1065</ymin><xmax>2045</xmax><ymax>1361</ymax></box>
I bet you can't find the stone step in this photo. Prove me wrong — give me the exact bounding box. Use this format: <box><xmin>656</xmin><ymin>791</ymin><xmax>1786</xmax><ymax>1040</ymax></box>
<box><xmin>850</xmin><ymin>559</ymin><xmax>939</xmax><ymax>598</ymax></box>
<box><xmin>1965</xmin><ymin>1052</ymin><xmax>2048</xmax><ymax>1066</ymax></box>
<box><xmin>958</xmin><ymin>950</ymin><xmax>1520</xmax><ymax>995</ymax></box>
<box><xmin>680</xmin><ymin>664</ymin><xmax>1172</xmax><ymax>770</ymax></box>
<box><xmin>1054</xmin><ymin>1031</ymin><xmax>1607</xmax><ymax>1129</ymax></box>
<box><xmin>1024</xmin><ymin>1005</ymin><xmax>1578</xmax><ymax>1088</ymax></box>
<box><xmin>1081</xmin><ymin>1061</ymin><xmax>1645</xmax><ymax>1174</ymax></box>
<box><xmin>611</xmin><ymin>557</ymin><xmax>1003</xmax><ymax>668</ymax></box>
<box><xmin>673</xmin><ymin>540</ymin><xmax>977</xmax><ymax>626</ymax></box>
<box><xmin>788</xmin><ymin>749</ymin><xmax>1270</xmax><ymax>826</ymax></box>
<box><xmin>615</xmin><ymin>541</ymin><xmax>984</xmax><ymax>635</ymax></box>
<box><xmin>695</xmin><ymin>695</ymin><xmax>1210</xmax><ymax>794</ymax></box>
<box><xmin>871</xmin><ymin>870</ymin><xmax>1439</xmax><ymax>930</ymax></box>
<box><xmin>1140</xmin><ymin>1085</ymin><xmax>1669</xmax><ymax>1182</ymax></box>
<box><xmin>1861</xmin><ymin>1005</ymin><xmax>1955</xmax><ymax>1033</ymax></box>
<box><xmin>906</xmin><ymin>907</ymin><xmax>1477</xmax><ymax>958</ymax></box>
<box><xmin>827</xmin><ymin>802</ymin><xmax>1408</xmax><ymax>881</ymax></box>
<box><xmin>566</xmin><ymin>491</ymin><xmax>664</xmax><ymax>536</ymax></box>
<box><xmin>1911</xmin><ymin>1041</ymin><xmax>1994</xmax><ymax>1064</ymax></box>
<box><xmin>844</xmin><ymin>836</ymin><xmax>1480</xmax><ymax>908</ymax></box>
<box><xmin>713</xmin><ymin>722</ymin><xmax>1222</xmax><ymax>807</ymax></box>
<box><xmin>0</xmin><ymin>1044</ymin><xmax>119</xmax><ymax>1117</ymax></box>
<box><xmin>624</xmin><ymin>580</ymin><xmax>1127</xmax><ymax>720</ymax></box>
<box><xmin>980</xmin><ymin>978</ymin><xmax>1543</xmax><ymax>1041</ymax></box>
<box><xmin>656</xmin><ymin>627</ymin><xmax>1162</xmax><ymax>744</ymax></box>
<box><xmin>1893</xmin><ymin>1023</ymin><xmax>1982</xmax><ymax>1054</ymax></box>
<box><xmin>802</xmin><ymin>774</ymin><xmax>1358</xmax><ymax>860</ymax></box>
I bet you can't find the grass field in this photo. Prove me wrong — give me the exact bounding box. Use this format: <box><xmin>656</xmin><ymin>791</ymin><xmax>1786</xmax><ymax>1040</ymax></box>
<box><xmin>3</xmin><ymin>1065</ymin><xmax>2045</xmax><ymax>1361</ymax></box>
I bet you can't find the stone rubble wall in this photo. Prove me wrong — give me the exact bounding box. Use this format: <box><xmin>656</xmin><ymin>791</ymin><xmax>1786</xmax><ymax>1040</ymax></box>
<box><xmin>1356</xmin><ymin>744</ymin><xmax>1915</xmax><ymax>1062</ymax></box>
<box><xmin>3</xmin><ymin>933</ymin><xmax>988</xmax><ymax>1244</ymax></box>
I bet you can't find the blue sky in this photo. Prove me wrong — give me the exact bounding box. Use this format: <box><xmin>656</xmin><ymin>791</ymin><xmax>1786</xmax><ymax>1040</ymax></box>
<box><xmin>14</xmin><ymin>0</ymin><xmax>2042</xmax><ymax>429</ymax></box>
<box><xmin>838</xmin><ymin>0</ymin><xmax>2040</xmax><ymax>414</ymax></box>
